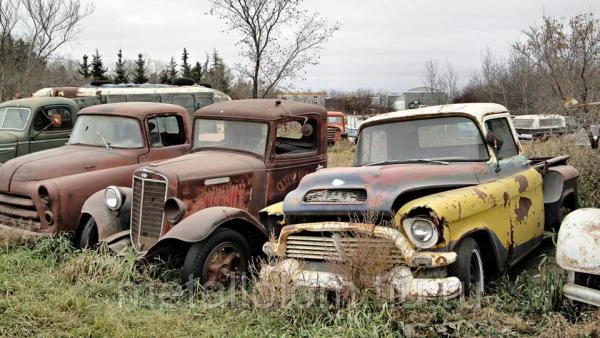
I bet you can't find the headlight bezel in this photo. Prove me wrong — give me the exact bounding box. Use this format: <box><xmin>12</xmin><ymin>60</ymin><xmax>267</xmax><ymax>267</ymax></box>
<box><xmin>104</xmin><ymin>186</ymin><xmax>124</xmax><ymax>211</ymax></box>
<box><xmin>402</xmin><ymin>216</ymin><xmax>439</xmax><ymax>249</ymax></box>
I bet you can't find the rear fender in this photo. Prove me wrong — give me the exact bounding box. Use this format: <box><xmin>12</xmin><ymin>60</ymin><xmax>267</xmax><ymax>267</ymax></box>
<box><xmin>77</xmin><ymin>187</ymin><xmax>132</xmax><ymax>242</ymax></box>
<box><xmin>146</xmin><ymin>207</ymin><xmax>268</xmax><ymax>257</ymax></box>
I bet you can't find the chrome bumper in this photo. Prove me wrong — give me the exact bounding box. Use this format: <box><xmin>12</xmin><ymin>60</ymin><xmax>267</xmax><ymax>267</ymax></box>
<box><xmin>563</xmin><ymin>283</ymin><xmax>600</xmax><ymax>307</ymax></box>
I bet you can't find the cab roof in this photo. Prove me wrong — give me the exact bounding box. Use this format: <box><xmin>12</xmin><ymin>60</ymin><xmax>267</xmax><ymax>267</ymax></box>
<box><xmin>0</xmin><ymin>97</ymin><xmax>78</xmax><ymax>110</ymax></box>
<box><xmin>362</xmin><ymin>103</ymin><xmax>508</xmax><ymax>128</ymax></box>
<box><xmin>195</xmin><ymin>99</ymin><xmax>327</xmax><ymax>121</ymax></box>
<box><xmin>78</xmin><ymin>102</ymin><xmax>187</xmax><ymax>120</ymax></box>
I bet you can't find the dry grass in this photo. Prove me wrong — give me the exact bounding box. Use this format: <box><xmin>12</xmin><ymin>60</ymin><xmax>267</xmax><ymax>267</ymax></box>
<box><xmin>327</xmin><ymin>138</ymin><xmax>355</xmax><ymax>167</ymax></box>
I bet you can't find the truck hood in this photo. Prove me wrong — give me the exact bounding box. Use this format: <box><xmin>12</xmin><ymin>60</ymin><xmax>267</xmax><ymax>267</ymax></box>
<box><xmin>0</xmin><ymin>145</ymin><xmax>136</xmax><ymax>191</ymax></box>
<box><xmin>283</xmin><ymin>162</ymin><xmax>490</xmax><ymax>216</ymax></box>
<box><xmin>142</xmin><ymin>150</ymin><xmax>265</xmax><ymax>181</ymax></box>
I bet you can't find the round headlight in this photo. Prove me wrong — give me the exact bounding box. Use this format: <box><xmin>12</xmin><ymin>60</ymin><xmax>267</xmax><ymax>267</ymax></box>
<box><xmin>104</xmin><ymin>186</ymin><xmax>123</xmax><ymax>211</ymax></box>
<box><xmin>164</xmin><ymin>197</ymin><xmax>186</xmax><ymax>225</ymax></box>
<box><xmin>403</xmin><ymin>217</ymin><xmax>439</xmax><ymax>249</ymax></box>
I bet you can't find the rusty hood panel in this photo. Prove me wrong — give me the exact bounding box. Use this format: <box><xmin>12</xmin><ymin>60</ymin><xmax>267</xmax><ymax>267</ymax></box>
<box><xmin>283</xmin><ymin>162</ymin><xmax>488</xmax><ymax>216</ymax></box>
<box><xmin>0</xmin><ymin>146</ymin><xmax>137</xmax><ymax>191</ymax></box>
<box><xmin>142</xmin><ymin>150</ymin><xmax>266</xmax><ymax>182</ymax></box>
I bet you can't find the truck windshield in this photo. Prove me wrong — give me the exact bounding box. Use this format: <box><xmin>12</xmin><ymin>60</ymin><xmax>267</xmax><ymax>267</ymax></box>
<box><xmin>0</xmin><ymin>107</ymin><xmax>31</xmax><ymax>130</ymax></box>
<box><xmin>68</xmin><ymin>115</ymin><xmax>143</xmax><ymax>148</ymax></box>
<box><xmin>193</xmin><ymin>118</ymin><xmax>268</xmax><ymax>157</ymax></box>
<box><xmin>328</xmin><ymin>116</ymin><xmax>343</xmax><ymax>124</ymax></box>
<box><xmin>355</xmin><ymin>116</ymin><xmax>489</xmax><ymax>166</ymax></box>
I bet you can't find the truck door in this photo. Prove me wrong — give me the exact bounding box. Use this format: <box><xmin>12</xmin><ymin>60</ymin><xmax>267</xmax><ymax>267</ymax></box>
<box><xmin>484</xmin><ymin>116</ymin><xmax>544</xmax><ymax>263</ymax></box>
<box><xmin>139</xmin><ymin>114</ymin><xmax>190</xmax><ymax>163</ymax></box>
<box><xmin>265</xmin><ymin>116</ymin><xmax>327</xmax><ymax>207</ymax></box>
<box><xmin>28</xmin><ymin>105</ymin><xmax>74</xmax><ymax>153</ymax></box>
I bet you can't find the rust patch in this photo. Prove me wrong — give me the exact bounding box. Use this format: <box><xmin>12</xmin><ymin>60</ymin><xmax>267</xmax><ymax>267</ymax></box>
<box><xmin>515</xmin><ymin>197</ymin><xmax>532</xmax><ymax>222</ymax></box>
<box><xmin>473</xmin><ymin>188</ymin><xmax>487</xmax><ymax>201</ymax></box>
<box><xmin>514</xmin><ymin>175</ymin><xmax>528</xmax><ymax>193</ymax></box>
<box><xmin>503</xmin><ymin>192</ymin><xmax>509</xmax><ymax>207</ymax></box>
<box><xmin>435</xmin><ymin>255</ymin><xmax>447</xmax><ymax>266</ymax></box>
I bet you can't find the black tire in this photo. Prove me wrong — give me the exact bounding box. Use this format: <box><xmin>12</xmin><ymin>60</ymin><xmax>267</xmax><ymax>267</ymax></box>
<box><xmin>79</xmin><ymin>217</ymin><xmax>99</xmax><ymax>249</ymax></box>
<box><xmin>181</xmin><ymin>228</ymin><xmax>251</xmax><ymax>290</ymax></box>
<box><xmin>448</xmin><ymin>237</ymin><xmax>485</xmax><ymax>297</ymax></box>
<box><xmin>171</xmin><ymin>77</ymin><xmax>195</xmax><ymax>86</ymax></box>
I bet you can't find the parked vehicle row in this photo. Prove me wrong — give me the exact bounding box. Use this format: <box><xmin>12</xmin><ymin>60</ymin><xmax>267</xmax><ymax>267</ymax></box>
<box><xmin>1</xmin><ymin>98</ymin><xmax>594</xmax><ymax>304</ymax></box>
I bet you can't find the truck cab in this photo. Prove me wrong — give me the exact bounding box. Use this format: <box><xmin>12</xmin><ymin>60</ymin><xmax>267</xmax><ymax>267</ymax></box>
<box><xmin>0</xmin><ymin>97</ymin><xmax>79</xmax><ymax>163</ymax></box>
<box><xmin>79</xmin><ymin>99</ymin><xmax>328</xmax><ymax>287</ymax></box>
<box><xmin>327</xmin><ymin>111</ymin><xmax>346</xmax><ymax>145</ymax></box>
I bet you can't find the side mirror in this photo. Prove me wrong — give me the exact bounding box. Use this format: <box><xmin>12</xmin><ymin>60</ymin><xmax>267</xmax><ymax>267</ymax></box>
<box><xmin>51</xmin><ymin>113</ymin><xmax>62</xmax><ymax>128</ymax></box>
<box><xmin>485</xmin><ymin>131</ymin><xmax>504</xmax><ymax>152</ymax></box>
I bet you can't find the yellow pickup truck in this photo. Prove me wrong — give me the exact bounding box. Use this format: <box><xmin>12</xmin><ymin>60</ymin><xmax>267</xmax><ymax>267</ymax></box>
<box><xmin>260</xmin><ymin>103</ymin><xmax>579</xmax><ymax>300</ymax></box>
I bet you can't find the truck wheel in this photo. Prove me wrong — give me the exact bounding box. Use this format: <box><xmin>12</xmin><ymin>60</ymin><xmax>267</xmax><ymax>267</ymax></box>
<box><xmin>181</xmin><ymin>228</ymin><xmax>250</xmax><ymax>290</ymax></box>
<box><xmin>79</xmin><ymin>217</ymin><xmax>99</xmax><ymax>249</ymax></box>
<box><xmin>448</xmin><ymin>237</ymin><xmax>484</xmax><ymax>297</ymax></box>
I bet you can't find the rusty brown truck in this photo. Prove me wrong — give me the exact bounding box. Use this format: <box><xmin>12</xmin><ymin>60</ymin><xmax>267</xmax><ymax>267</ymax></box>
<box><xmin>0</xmin><ymin>102</ymin><xmax>192</xmax><ymax>236</ymax></box>
<box><xmin>79</xmin><ymin>99</ymin><xmax>327</xmax><ymax>287</ymax></box>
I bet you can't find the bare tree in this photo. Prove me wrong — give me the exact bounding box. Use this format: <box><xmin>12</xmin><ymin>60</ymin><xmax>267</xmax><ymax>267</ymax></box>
<box><xmin>0</xmin><ymin>0</ymin><xmax>93</xmax><ymax>99</ymax></box>
<box><xmin>208</xmin><ymin>0</ymin><xmax>340</xmax><ymax>98</ymax></box>
<box><xmin>422</xmin><ymin>59</ymin><xmax>441</xmax><ymax>92</ymax></box>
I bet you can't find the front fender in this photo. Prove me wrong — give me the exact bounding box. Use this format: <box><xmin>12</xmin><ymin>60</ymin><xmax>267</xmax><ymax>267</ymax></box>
<box><xmin>146</xmin><ymin>207</ymin><xmax>268</xmax><ymax>257</ymax></box>
<box><xmin>556</xmin><ymin>208</ymin><xmax>600</xmax><ymax>274</ymax></box>
<box><xmin>78</xmin><ymin>187</ymin><xmax>132</xmax><ymax>242</ymax></box>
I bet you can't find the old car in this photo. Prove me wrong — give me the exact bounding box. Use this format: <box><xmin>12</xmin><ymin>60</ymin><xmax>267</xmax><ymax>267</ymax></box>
<box><xmin>78</xmin><ymin>99</ymin><xmax>327</xmax><ymax>287</ymax></box>
<box><xmin>327</xmin><ymin>111</ymin><xmax>346</xmax><ymax>145</ymax></box>
<box><xmin>260</xmin><ymin>103</ymin><xmax>579</xmax><ymax>300</ymax></box>
<box><xmin>0</xmin><ymin>102</ymin><xmax>192</xmax><ymax>237</ymax></box>
<box><xmin>0</xmin><ymin>97</ymin><xmax>80</xmax><ymax>164</ymax></box>
<box><xmin>556</xmin><ymin>208</ymin><xmax>600</xmax><ymax>307</ymax></box>
<box><xmin>512</xmin><ymin>114</ymin><xmax>567</xmax><ymax>142</ymax></box>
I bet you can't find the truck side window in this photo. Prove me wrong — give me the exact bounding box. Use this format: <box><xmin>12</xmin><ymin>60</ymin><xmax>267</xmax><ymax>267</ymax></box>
<box><xmin>275</xmin><ymin>119</ymin><xmax>316</xmax><ymax>154</ymax></box>
<box><xmin>485</xmin><ymin>118</ymin><xmax>518</xmax><ymax>159</ymax></box>
<box><xmin>32</xmin><ymin>107</ymin><xmax>73</xmax><ymax>132</ymax></box>
<box><xmin>147</xmin><ymin>115</ymin><xmax>186</xmax><ymax>148</ymax></box>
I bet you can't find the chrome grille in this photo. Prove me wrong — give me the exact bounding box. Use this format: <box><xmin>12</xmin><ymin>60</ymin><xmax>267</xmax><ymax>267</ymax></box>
<box><xmin>304</xmin><ymin>189</ymin><xmax>367</xmax><ymax>203</ymax></box>
<box><xmin>285</xmin><ymin>234</ymin><xmax>404</xmax><ymax>264</ymax></box>
<box><xmin>0</xmin><ymin>192</ymin><xmax>41</xmax><ymax>230</ymax></box>
<box><xmin>131</xmin><ymin>174</ymin><xmax>167</xmax><ymax>252</ymax></box>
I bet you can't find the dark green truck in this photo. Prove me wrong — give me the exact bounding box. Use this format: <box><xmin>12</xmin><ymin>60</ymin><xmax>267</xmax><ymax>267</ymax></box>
<box><xmin>0</xmin><ymin>97</ymin><xmax>79</xmax><ymax>164</ymax></box>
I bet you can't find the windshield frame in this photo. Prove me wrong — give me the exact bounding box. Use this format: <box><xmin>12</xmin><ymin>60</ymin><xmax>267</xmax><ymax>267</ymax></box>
<box><xmin>354</xmin><ymin>115</ymin><xmax>490</xmax><ymax>166</ymax></box>
<box><xmin>67</xmin><ymin>114</ymin><xmax>144</xmax><ymax>149</ymax></box>
<box><xmin>192</xmin><ymin>117</ymin><xmax>270</xmax><ymax>158</ymax></box>
<box><xmin>0</xmin><ymin>107</ymin><xmax>32</xmax><ymax>131</ymax></box>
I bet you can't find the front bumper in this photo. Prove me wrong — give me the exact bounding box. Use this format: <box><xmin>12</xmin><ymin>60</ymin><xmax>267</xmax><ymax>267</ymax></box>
<box><xmin>563</xmin><ymin>282</ymin><xmax>600</xmax><ymax>307</ymax></box>
<box><xmin>261</xmin><ymin>259</ymin><xmax>461</xmax><ymax>300</ymax></box>
<box><xmin>262</xmin><ymin>222</ymin><xmax>462</xmax><ymax>300</ymax></box>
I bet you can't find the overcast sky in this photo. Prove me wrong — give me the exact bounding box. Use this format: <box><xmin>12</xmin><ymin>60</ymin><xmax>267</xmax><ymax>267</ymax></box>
<box><xmin>57</xmin><ymin>0</ymin><xmax>600</xmax><ymax>93</ymax></box>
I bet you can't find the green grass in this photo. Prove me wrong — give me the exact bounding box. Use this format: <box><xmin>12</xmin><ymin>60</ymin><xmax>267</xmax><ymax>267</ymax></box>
<box><xmin>1</xmin><ymin>139</ymin><xmax>600</xmax><ymax>337</ymax></box>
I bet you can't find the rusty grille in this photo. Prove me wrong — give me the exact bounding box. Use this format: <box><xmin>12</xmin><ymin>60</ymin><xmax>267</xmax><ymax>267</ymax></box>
<box><xmin>130</xmin><ymin>175</ymin><xmax>167</xmax><ymax>252</ymax></box>
<box><xmin>0</xmin><ymin>192</ymin><xmax>40</xmax><ymax>230</ymax></box>
<box><xmin>285</xmin><ymin>233</ymin><xmax>404</xmax><ymax>264</ymax></box>
<box><xmin>304</xmin><ymin>189</ymin><xmax>367</xmax><ymax>203</ymax></box>
<box><xmin>327</xmin><ymin>126</ymin><xmax>337</xmax><ymax>141</ymax></box>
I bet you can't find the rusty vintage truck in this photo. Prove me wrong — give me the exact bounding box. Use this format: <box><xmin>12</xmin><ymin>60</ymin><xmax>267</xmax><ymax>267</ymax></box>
<box><xmin>79</xmin><ymin>99</ymin><xmax>327</xmax><ymax>286</ymax></box>
<box><xmin>556</xmin><ymin>208</ymin><xmax>600</xmax><ymax>307</ymax></box>
<box><xmin>0</xmin><ymin>102</ymin><xmax>192</xmax><ymax>236</ymax></box>
<box><xmin>260</xmin><ymin>103</ymin><xmax>579</xmax><ymax>300</ymax></box>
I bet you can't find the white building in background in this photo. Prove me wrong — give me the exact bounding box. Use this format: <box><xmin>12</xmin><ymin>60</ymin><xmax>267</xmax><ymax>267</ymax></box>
<box><xmin>389</xmin><ymin>87</ymin><xmax>449</xmax><ymax>110</ymax></box>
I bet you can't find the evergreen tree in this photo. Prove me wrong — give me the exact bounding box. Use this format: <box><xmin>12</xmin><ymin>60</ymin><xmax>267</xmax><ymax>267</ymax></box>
<box><xmin>90</xmin><ymin>49</ymin><xmax>108</xmax><ymax>80</ymax></box>
<box><xmin>133</xmin><ymin>53</ymin><xmax>149</xmax><ymax>84</ymax></box>
<box><xmin>205</xmin><ymin>49</ymin><xmax>232</xmax><ymax>93</ymax></box>
<box><xmin>78</xmin><ymin>54</ymin><xmax>90</xmax><ymax>79</ymax></box>
<box><xmin>167</xmin><ymin>57</ymin><xmax>178</xmax><ymax>82</ymax></box>
<box><xmin>181</xmin><ymin>48</ymin><xmax>192</xmax><ymax>78</ymax></box>
<box><xmin>191</xmin><ymin>61</ymin><xmax>203</xmax><ymax>83</ymax></box>
<box><xmin>113</xmin><ymin>49</ymin><xmax>128</xmax><ymax>84</ymax></box>
<box><xmin>159</xmin><ymin>68</ymin><xmax>169</xmax><ymax>84</ymax></box>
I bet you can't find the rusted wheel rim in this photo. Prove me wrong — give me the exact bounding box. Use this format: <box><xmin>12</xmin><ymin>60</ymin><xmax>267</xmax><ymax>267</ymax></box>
<box><xmin>202</xmin><ymin>242</ymin><xmax>245</xmax><ymax>288</ymax></box>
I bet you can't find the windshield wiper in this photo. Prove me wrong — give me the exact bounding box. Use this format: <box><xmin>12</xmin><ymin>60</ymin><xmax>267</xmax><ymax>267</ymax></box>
<box><xmin>96</xmin><ymin>131</ymin><xmax>111</xmax><ymax>150</ymax></box>
<box><xmin>366</xmin><ymin>158</ymin><xmax>448</xmax><ymax>166</ymax></box>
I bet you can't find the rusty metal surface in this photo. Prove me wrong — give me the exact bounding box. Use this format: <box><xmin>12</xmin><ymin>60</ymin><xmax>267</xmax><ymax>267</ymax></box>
<box><xmin>260</xmin><ymin>259</ymin><xmax>462</xmax><ymax>300</ymax></box>
<box><xmin>0</xmin><ymin>103</ymin><xmax>193</xmax><ymax>235</ymax></box>
<box><xmin>556</xmin><ymin>208</ymin><xmax>600</xmax><ymax>274</ymax></box>
<box><xmin>265</xmin><ymin>222</ymin><xmax>456</xmax><ymax>268</ymax></box>
<box><xmin>195</xmin><ymin>99</ymin><xmax>327</xmax><ymax>121</ymax></box>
